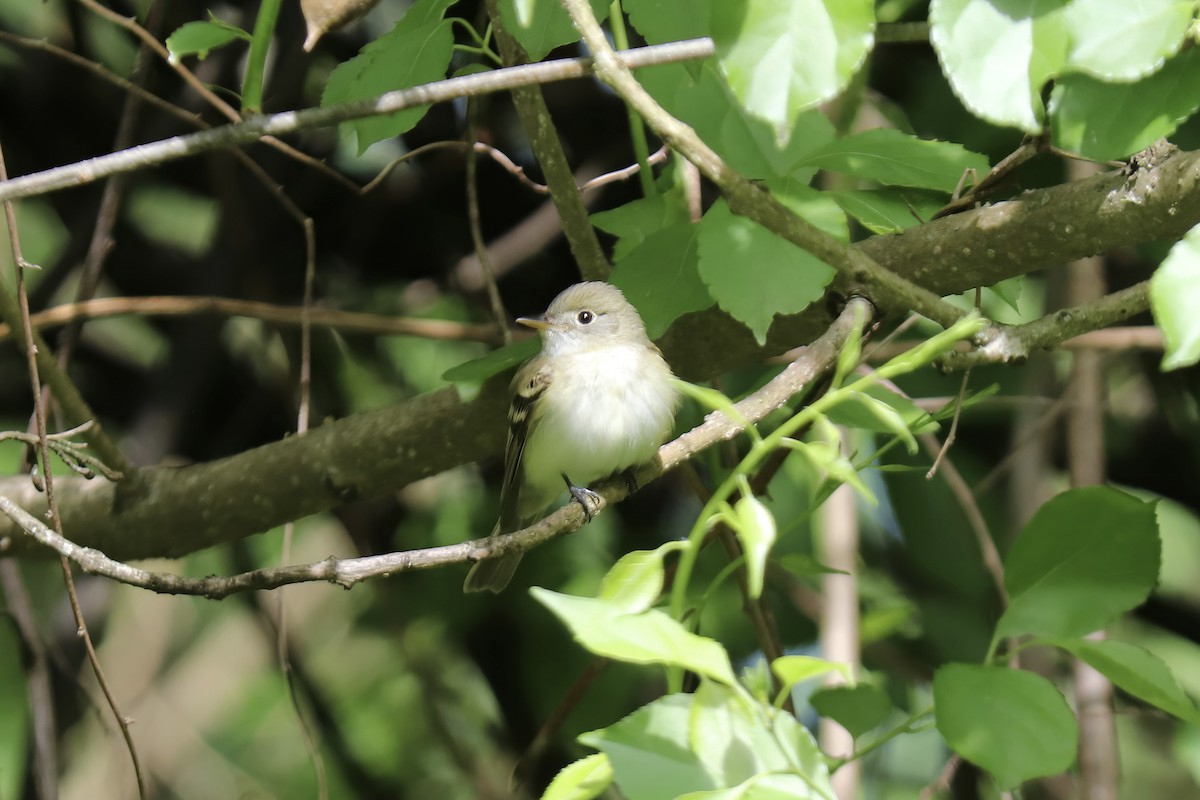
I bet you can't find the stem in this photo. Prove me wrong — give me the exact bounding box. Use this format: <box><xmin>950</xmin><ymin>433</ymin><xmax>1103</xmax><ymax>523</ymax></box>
<box><xmin>608</xmin><ymin>0</ymin><xmax>655</xmax><ymax>197</ymax></box>
<box><xmin>242</xmin><ymin>0</ymin><xmax>283</xmax><ymax>113</ymax></box>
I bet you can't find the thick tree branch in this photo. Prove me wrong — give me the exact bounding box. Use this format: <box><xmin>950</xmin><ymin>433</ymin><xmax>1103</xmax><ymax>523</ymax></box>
<box><xmin>0</xmin><ymin>300</ymin><xmax>871</xmax><ymax>590</ymax></box>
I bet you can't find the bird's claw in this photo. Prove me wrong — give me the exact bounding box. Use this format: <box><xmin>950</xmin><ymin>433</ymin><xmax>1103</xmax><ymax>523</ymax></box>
<box><xmin>562</xmin><ymin>473</ymin><xmax>602</xmax><ymax>522</ymax></box>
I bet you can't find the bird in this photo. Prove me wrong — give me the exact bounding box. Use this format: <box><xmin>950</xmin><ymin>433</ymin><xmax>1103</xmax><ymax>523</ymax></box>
<box><xmin>463</xmin><ymin>282</ymin><xmax>680</xmax><ymax>592</ymax></box>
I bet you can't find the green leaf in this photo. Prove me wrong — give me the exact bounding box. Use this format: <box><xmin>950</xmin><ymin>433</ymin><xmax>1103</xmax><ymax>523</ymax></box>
<box><xmin>782</xmin><ymin>439</ymin><xmax>875</xmax><ymax>504</ymax></box>
<box><xmin>688</xmin><ymin>681</ymin><xmax>834</xmax><ymax>799</ymax></box>
<box><xmin>542</xmin><ymin>752</ymin><xmax>614</xmax><ymax>800</ymax></box>
<box><xmin>636</xmin><ymin>63</ymin><xmax>837</xmax><ymax>179</ymax></box>
<box><xmin>598</xmin><ymin>541</ymin><xmax>687</xmax><ymax>613</ymax></box>
<box><xmin>776</xmin><ymin>553</ymin><xmax>848</xmax><ymax>578</ymax></box>
<box><xmin>166</xmin><ymin>17</ymin><xmax>251</xmax><ymax>61</ymax></box>
<box><xmin>533</xmin><ymin>589</ymin><xmax>738</xmax><ymax>685</ymax></box>
<box><xmin>625</xmin><ymin>0</ymin><xmax>712</xmax><ymax>44</ymax></box>
<box><xmin>610</xmin><ymin>223</ymin><xmax>712</xmax><ymax>339</ymax></box>
<box><xmin>1051</xmin><ymin>637</ymin><xmax>1199</xmax><ymax>722</ymax></box>
<box><xmin>826</xmin><ymin>388</ymin><xmax>927</xmax><ymax>453</ymax></box>
<box><xmin>829</xmin><ymin>188</ymin><xmax>946</xmax><ymax>234</ymax></box>
<box><xmin>678</xmin><ymin>774</ymin><xmax>834</xmax><ymax>800</ymax></box>
<box><xmin>934</xmin><ymin>664</ymin><xmax>1076</xmax><ymax>789</ymax></box>
<box><xmin>730</xmin><ymin>495</ymin><xmax>776</xmax><ymax>599</ymax></box>
<box><xmin>930</xmin><ymin>0</ymin><xmax>1070</xmax><ymax>133</ymax></box>
<box><xmin>321</xmin><ymin>0</ymin><xmax>456</xmax><ymax>153</ymax></box>
<box><xmin>579</xmin><ymin>695</ymin><xmax>716</xmax><ymax>800</ymax></box>
<box><xmin>591</xmin><ymin>192</ymin><xmax>690</xmax><ymax>262</ymax></box>
<box><xmin>498</xmin><ymin>0</ymin><xmax>610</xmax><ymax>61</ymax></box>
<box><xmin>794</xmin><ymin>129</ymin><xmax>990</xmax><ymax>192</ymax></box>
<box><xmin>713</xmin><ymin>0</ymin><xmax>874</xmax><ymax>144</ymax></box>
<box><xmin>695</xmin><ymin>198</ymin><xmax>837</xmax><ymax>345</ymax></box>
<box><xmin>996</xmin><ymin>487</ymin><xmax>1160</xmax><ymax>640</ymax></box>
<box><xmin>1050</xmin><ymin>48</ymin><xmax>1200</xmax><ymax>161</ymax></box>
<box><xmin>810</xmin><ymin>683</ymin><xmax>893</xmax><ymax>738</ymax></box>
<box><xmin>441</xmin><ymin>338</ymin><xmax>538</xmax><ymax>383</ymax></box>
<box><xmin>1151</xmin><ymin>223</ymin><xmax>1200</xmax><ymax>372</ymax></box>
<box><xmin>771</xmin><ymin>655</ymin><xmax>852</xmax><ymax>695</ymax></box>
<box><xmin>1061</xmin><ymin>0</ymin><xmax>1194</xmax><ymax>82</ymax></box>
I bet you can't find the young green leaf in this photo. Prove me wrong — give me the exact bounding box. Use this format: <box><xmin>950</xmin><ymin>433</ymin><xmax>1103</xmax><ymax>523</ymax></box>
<box><xmin>730</xmin><ymin>495</ymin><xmax>776</xmax><ymax>599</ymax></box>
<box><xmin>321</xmin><ymin>0</ymin><xmax>456</xmax><ymax>153</ymax></box>
<box><xmin>829</xmin><ymin>188</ymin><xmax>946</xmax><ymax>234</ymax></box>
<box><xmin>930</xmin><ymin>0</ymin><xmax>1068</xmax><ymax>132</ymax></box>
<box><xmin>810</xmin><ymin>683</ymin><xmax>893</xmax><ymax>738</ymax></box>
<box><xmin>1150</xmin><ymin>222</ymin><xmax>1200</xmax><ymax>371</ymax></box>
<box><xmin>498</xmin><ymin>0</ymin><xmax>610</xmax><ymax>61</ymax></box>
<box><xmin>610</xmin><ymin>223</ymin><xmax>712</xmax><ymax>339</ymax></box>
<box><xmin>696</xmin><ymin>200</ymin><xmax>836</xmax><ymax>345</ymax></box>
<box><xmin>441</xmin><ymin>338</ymin><xmax>538</xmax><ymax>383</ymax></box>
<box><xmin>579</xmin><ymin>695</ymin><xmax>716</xmax><ymax>799</ymax></box>
<box><xmin>1061</xmin><ymin>0</ymin><xmax>1194</xmax><ymax>83</ymax></box>
<box><xmin>542</xmin><ymin>752</ymin><xmax>614</xmax><ymax>800</ymax></box>
<box><xmin>591</xmin><ymin>192</ymin><xmax>690</xmax><ymax>262</ymax></box>
<box><xmin>1049</xmin><ymin>637</ymin><xmax>1199</xmax><ymax>722</ymax></box>
<box><xmin>625</xmin><ymin>0</ymin><xmax>712</xmax><ymax>44</ymax></box>
<box><xmin>771</xmin><ymin>655</ymin><xmax>852</xmax><ymax>696</ymax></box>
<box><xmin>712</xmin><ymin>0</ymin><xmax>874</xmax><ymax>144</ymax></box>
<box><xmin>1050</xmin><ymin>48</ymin><xmax>1200</xmax><ymax>161</ymax></box>
<box><xmin>533</xmin><ymin>588</ymin><xmax>738</xmax><ymax>685</ymax></box>
<box><xmin>793</xmin><ymin>129</ymin><xmax>990</xmax><ymax>193</ymax></box>
<box><xmin>934</xmin><ymin>664</ymin><xmax>1077</xmax><ymax>790</ymax></box>
<box><xmin>996</xmin><ymin>487</ymin><xmax>1160</xmax><ymax>641</ymax></box>
<box><xmin>166</xmin><ymin>18</ymin><xmax>251</xmax><ymax>61</ymax></box>
<box><xmin>598</xmin><ymin>541</ymin><xmax>687</xmax><ymax>613</ymax></box>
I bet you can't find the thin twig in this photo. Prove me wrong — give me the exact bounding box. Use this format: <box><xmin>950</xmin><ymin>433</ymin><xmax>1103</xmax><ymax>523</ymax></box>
<box><xmin>0</xmin><ymin>294</ymin><xmax>504</xmax><ymax>344</ymax></box>
<box><xmin>925</xmin><ymin>367</ymin><xmax>971</xmax><ymax>479</ymax></box>
<box><xmin>0</xmin><ymin>38</ymin><xmax>714</xmax><ymax>203</ymax></box>
<box><xmin>0</xmin><ymin>299</ymin><xmax>872</xmax><ymax>597</ymax></box>
<box><xmin>466</xmin><ymin>98</ymin><xmax>511</xmax><ymax>343</ymax></box>
<box><xmin>0</xmin><ymin>139</ymin><xmax>148</xmax><ymax>799</ymax></box>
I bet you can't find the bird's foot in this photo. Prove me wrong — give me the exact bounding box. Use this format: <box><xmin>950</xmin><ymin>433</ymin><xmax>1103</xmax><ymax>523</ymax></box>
<box><xmin>562</xmin><ymin>472</ymin><xmax>602</xmax><ymax>522</ymax></box>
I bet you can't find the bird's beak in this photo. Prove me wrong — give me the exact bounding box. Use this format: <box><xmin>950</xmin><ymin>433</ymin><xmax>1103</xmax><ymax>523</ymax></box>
<box><xmin>517</xmin><ymin>315</ymin><xmax>557</xmax><ymax>331</ymax></box>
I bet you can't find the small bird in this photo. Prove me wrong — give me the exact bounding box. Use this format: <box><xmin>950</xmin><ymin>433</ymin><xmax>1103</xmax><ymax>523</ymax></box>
<box><xmin>464</xmin><ymin>282</ymin><xmax>680</xmax><ymax>593</ymax></box>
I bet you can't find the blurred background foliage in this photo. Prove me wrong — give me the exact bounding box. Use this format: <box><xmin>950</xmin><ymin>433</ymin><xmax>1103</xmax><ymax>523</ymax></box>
<box><xmin>0</xmin><ymin>0</ymin><xmax>1198</xmax><ymax>798</ymax></box>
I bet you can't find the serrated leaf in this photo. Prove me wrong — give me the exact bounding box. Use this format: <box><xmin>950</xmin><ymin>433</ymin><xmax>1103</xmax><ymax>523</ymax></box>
<box><xmin>598</xmin><ymin>541</ymin><xmax>687</xmax><ymax>613</ymax></box>
<box><xmin>591</xmin><ymin>192</ymin><xmax>691</xmax><ymax>262</ymax></box>
<box><xmin>1151</xmin><ymin>221</ymin><xmax>1200</xmax><ymax>369</ymax></box>
<box><xmin>1050</xmin><ymin>637</ymin><xmax>1199</xmax><ymax>722</ymax></box>
<box><xmin>810</xmin><ymin>683</ymin><xmax>893</xmax><ymax>738</ymax></box>
<box><xmin>625</xmin><ymin>0</ymin><xmax>712</xmax><ymax>44</ymax></box>
<box><xmin>542</xmin><ymin>752</ymin><xmax>613</xmax><ymax>800</ymax></box>
<box><xmin>498</xmin><ymin>0</ymin><xmax>610</xmax><ymax>61</ymax></box>
<box><xmin>579</xmin><ymin>695</ymin><xmax>715</xmax><ymax>800</ymax></box>
<box><xmin>713</xmin><ymin>0</ymin><xmax>874</xmax><ymax>144</ymax></box>
<box><xmin>1050</xmin><ymin>48</ymin><xmax>1200</xmax><ymax>161</ymax></box>
<box><xmin>695</xmin><ymin>199</ymin><xmax>836</xmax><ymax>345</ymax></box>
<box><xmin>610</xmin><ymin>223</ymin><xmax>712</xmax><ymax>339</ymax></box>
<box><xmin>166</xmin><ymin>19</ymin><xmax>251</xmax><ymax>61</ymax></box>
<box><xmin>533</xmin><ymin>588</ymin><xmax>737</xmax><ymax>685</ymax></box>
<box><xmin>321</xmin><ymin>0</ymin><xmax>455</xmax><ymax>153</ymax></box>
<box><xmin>829</xmin><ymin>188</ymin><xmax>946</xmax><ymax>233</ymax></box>
<box><xmin>637</xmin><ymin>63</ymin><xmax>836</xmax><ymax>179</ymax></box>
<box><xmin>996</xmin><ymin>486</ymin><xmax>1160</xmax><ymax>640</ymax></box>
<box><xmin>930</xmin><ymin>0</ymin><xmax>1070</xmax><ymax>133</ymax></box>
<box><xmin>730</xmin><ymin>496</ymin><xmax>776</xmax><ymax>598</ymax></box>
<box><xmin>1062</xmin><ymin>0</ymin><xmax>1193</xmax><ymax>82</ymax></box>
<box><xmin>795</xmin><ymin>129</ymin><xmax>990</xmax><ymax>192</ymax></box>
<box><xmin>934</xmin><ymin>664</ymin><xmax>1077</xmax><ymax>790</ymax></box>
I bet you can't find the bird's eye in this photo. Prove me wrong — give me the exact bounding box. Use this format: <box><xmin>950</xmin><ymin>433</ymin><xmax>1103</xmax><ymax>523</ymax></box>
<box><xmin>577</xmin><ymin>310</ymin><xmax>594</xmax><ymax>324</ymax></box>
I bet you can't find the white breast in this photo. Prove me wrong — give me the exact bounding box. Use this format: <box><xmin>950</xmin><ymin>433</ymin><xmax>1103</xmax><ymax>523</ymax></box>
<box><xmin>520</xmin><ymin>344</ymin><xmax>678</xmax><ymax>510</ymax></box>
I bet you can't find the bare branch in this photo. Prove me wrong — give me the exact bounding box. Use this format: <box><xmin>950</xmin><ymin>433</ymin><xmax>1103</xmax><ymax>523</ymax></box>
<box><xmin>0</xmin><ymin>39</ymin><xmax>714</xmax><ymax>204</ymax></box>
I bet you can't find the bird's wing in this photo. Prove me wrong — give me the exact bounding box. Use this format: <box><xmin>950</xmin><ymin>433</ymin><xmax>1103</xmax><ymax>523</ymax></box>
<box><xmin>497</xmin><ymin>357</ymin><xmax>551</xmax><ymax>533</ymax></box>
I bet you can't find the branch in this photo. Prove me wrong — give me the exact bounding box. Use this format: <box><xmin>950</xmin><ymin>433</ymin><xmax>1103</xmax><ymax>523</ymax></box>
<box><xmin>0</xmin><ymin>299</ymin><xmax>871</xmax><ymax>591</ymax></box>
<box><xmin>938</xmin><ymin>281</ymin><xmax>1150</xmax><ymax>370</ymax></box>
<box><xmin>0</xmin><ymin>295</ymin><xmax>504</xmax><ymax>344</ymax></box>
<box><xmin>558</xmin><ymin>0</ymin><xmax>967</xmax><ymax>329</ymax></box>
<box><xmin>0</xmin><ymin>39</ymin><xmax>714</xmax><ymax>203</ymax></box>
